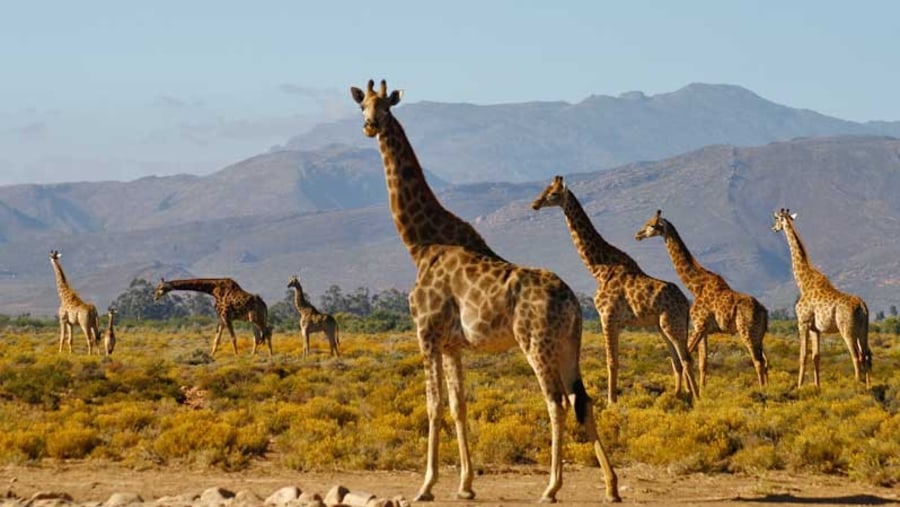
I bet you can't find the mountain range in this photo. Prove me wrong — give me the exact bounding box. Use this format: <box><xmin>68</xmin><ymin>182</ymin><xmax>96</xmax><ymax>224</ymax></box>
<box><xmin>1</xmin><ymin>83</ymin><xmax>899</xmax><ymax>317</ymax></box>
<box><xmin>286</xmin><ymin>83</ymin><xmax>900</xmax><ymax>183</ymax></box>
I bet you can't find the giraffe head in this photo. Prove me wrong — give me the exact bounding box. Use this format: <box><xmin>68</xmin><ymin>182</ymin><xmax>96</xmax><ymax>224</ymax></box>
<box><xmin>287</xmin><ymin>274</ymin><xmax>302</xmax><ymax>290</ymax></box>
<box><xmin>350</xmin><ymin>79</ymin><xmax>403</xmax><ymax>137</ymax></box>
<box><xmin>634</xmin><ymin>209</ymin><xmax>668</xmax><ymax>241</ymax></box>
<box><xmin>153</xmin><ymin>278</ymin><xmax>173</xmax><ymax>301</ymax></box>
<box><xmin>771</xmin><ymin>208</ymin><xmax>797</xmax><ymax>233</ymax></box>
<box><xmin>49</xmin><ymin>250</ymin><xmax>61</xmax><ymax>261</ymax></box>
<box><xmin>107</xmin><ymin>306</ymin><xmax>117</xmax><ymax>318</ymax></box>
<box><xmin>531</xmin><ymin>175</ymin><xmax>569</xmax><ymax>210</ymax></box>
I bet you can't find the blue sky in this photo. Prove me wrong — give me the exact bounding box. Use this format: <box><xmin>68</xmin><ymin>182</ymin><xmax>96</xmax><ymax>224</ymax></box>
<box><xmin>1</xmin><ymin>1</ymin><xmax>898</xmax><ymax>185</ymax></box>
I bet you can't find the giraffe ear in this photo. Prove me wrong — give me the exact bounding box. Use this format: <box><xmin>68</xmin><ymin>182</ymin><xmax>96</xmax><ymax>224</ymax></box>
<box><xmin>351</xmin><ymin>87</ymin><xmax>365</xmax><ymax>104</ymax></box>
<box><xmin>790</xmin><ymin>212</ymin><xmax>798</xmax><ymax>220</ymax></box>
<box><xmin>389</xmin><ymin>89</ymin><xmax>403</xmax><ymax>106</ymax></box>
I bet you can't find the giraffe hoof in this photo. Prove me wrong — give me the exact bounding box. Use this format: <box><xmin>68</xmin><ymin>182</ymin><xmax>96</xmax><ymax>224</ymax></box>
<box><xmin>606</xmin><ymin>493</ymin><xmax>622</xmax><ymax>503</ymax></box>
<box><xmin>539</xmin><ymin>495</ymin><xmax>558</xmax><ymax>503</ymax></box>
<box><xmin>414</xmin><ymin>492</ymin><xmax>434</xmax><ymax>502</ymax></box>
<box><xmin>456</xmin><ymin>490</ymin><xmax>475</xmax><ymax>500</ymax></box>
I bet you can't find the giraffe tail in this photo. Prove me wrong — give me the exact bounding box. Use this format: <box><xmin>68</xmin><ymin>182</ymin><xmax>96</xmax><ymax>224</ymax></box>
<box><xmin>573</xmin><ymin>378</ymin><xmax>591</xmax><ymax>425</ymax></box>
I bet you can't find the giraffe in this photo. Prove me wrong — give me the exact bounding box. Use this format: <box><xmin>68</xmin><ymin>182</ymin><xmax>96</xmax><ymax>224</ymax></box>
<box><xmin>49</xmin><ymin>250</ymin><xmax>101</xmax><ymax>355</ymax></box>
<box><xmin>352</xmin><ymin>79</ymin><xmax>619</xmax><ymax>503</ymax></box>
<box><xmin>103</xmin><ymin>307</ymin><xmax>117</xmax><ymax>356</ymax></box>
<box><xmin>153</xmin><ymin>278</ymin><xmax>273</xmax><ymax>357</ymax></box>
<box><xmin>287</xmin><ymin>274</ymin><xmax>340</xmax><ymax>357</ymax></box>
<box><xmin>634</xmin><ymin>210</ymin><xmax>769</xmax><ymax>388</ymax></box>
<box><xmin>771</xmin><ymin>208</ymin><xmax>871</xmax><ymax>387</ymax></box>
<box><xmin>531</xmin><ymin>176</ymin><xmax>699</xmax><ymax>404</ymax></box>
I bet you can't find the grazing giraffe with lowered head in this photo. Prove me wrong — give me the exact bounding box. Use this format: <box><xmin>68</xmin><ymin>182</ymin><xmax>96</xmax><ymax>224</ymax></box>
<box><xmin>49</xmin><ymin>250</ymin><xmax>101</xmax><ymax>354</ymax></box>
<box><xmin>154</xmin><ymin>278</ymin><xmax>273</xmax><ymax>357</ymax></box>
<box><xmin>635</xmin><ymin>210</ymin><xmax>768</xmax><ymax>388</ymax></box>
<box><xmin>531</xmin><ymin>176</ymin><xmax>699</xmax><ymax>404</ymax></box>
<box><xmin>352</xmin><ymin>79</ymin><xmax>619</xmax><ymax>503</ymax></box>
<box><xmin>287</xmin><ymin>275</ymin><xmax>340</xmax><ymax>357</ymax></box>
<box><xmin>771</xmin><ymin>208</ymin><xmax>871</xmax><ymax>387</ymax></box>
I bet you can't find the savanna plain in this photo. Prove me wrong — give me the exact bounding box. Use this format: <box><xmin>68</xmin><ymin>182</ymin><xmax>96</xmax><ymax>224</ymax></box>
<box><xmin>1</xmin><ymin>321</ymin><xmax>899</xmax><ymax>506</ymax></box>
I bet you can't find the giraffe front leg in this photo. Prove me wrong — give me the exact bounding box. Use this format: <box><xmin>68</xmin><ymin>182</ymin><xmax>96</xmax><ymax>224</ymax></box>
<box><xmin>66</xmin><ymin>322</ymin><xmax>74</xmax><ymax>354</ymax></box>
<box><xmin>226</xmin><ymin>320</ymin><xmax>239</xmax><ymax>355</ymax></box>
<box><xmin>688</xmin><ymin>327</ymin><xmax>708</xmax><ymax>390</ymax></box>
<box><xmin>58</xmin><ymin>318</ymin><xmax>67</xmax><ymax>353</ymax></box>
<box><xmin>443</xmin><ymin>352</ymin><xmax>474</xmax><ymax>500</ymax></box>
<box><xmin>211</xmin><ymin>321</ymin><xmax>225</xmax><ymax>355</ymax></box>
<box><xmin>415</xmin><ymin>347</ymin><xmax>443</xmax><ymax>502</ymax></box>
<box><xmin>302</xmin><ymin>328</ymin><xmax>311</xmax><ymax>358</ymax></box>
<box><xmin>810</xmin><ymin>329</ymin><xmax>821</xmax><ymax>388</ymax></box>
<box><xmin>601</xmin><ymin>317</ymin><xmax>620</xmax><ymax>404</ymax></box>
<box><xmin>797</xmin><ymin>322</ymin><xmax>809</xmax><ymax>387</ymax></box>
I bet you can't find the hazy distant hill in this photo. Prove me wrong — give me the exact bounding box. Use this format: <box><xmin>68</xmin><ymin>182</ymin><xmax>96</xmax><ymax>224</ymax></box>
<box><xmin>0</xmin><ymin>145</ymin><xmax>448</xmax><ymax>238</ymax></box>
<box><xmin>287</xmin><ymin>83</ymin><xmax>900</xmax><ymax>183</ymax></box>
<box><xmin>3</xmin><ymin>136</ymin><xmax>899</xmax><ymax>317</ymax></box>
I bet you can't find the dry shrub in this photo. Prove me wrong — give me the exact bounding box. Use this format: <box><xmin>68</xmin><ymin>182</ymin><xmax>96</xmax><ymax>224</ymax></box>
<box><xmin>0</xmin><ymin>430</ymin><xmax>46</xmax><ymax>461</ymax></box>
<box><xmin>45</xmin><ymin>424</ymin><xmax>101</xmax><ymax>459</ymax></box>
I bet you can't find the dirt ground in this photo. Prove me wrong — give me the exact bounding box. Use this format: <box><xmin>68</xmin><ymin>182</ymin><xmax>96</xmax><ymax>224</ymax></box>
<box><xmin>2</xmin><ymin>462</ymin><xmax>898</xmax><ymax>506</ymax></box>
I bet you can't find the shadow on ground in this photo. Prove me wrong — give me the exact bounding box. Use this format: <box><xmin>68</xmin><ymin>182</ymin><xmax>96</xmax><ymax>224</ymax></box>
<box><xmin>735</xmin><ymin>494</ymin><xmax>897</xmax><ymax>505</ymax></box>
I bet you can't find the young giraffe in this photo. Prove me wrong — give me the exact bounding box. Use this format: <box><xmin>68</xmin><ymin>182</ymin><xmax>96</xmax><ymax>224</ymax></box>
<box><xmin>352</xmin><ymin>80</ymin><xmax>619</xmax><ymax>503</ymax></box>
<box><xmin>103</xmin><ymin>307</ymin><xmax>117</xmax><ymax>356</ymax></box>
<box><xmin>49</xmin><ymin>250</ymin><xmax>101</xmax><ymax>354</ymax></box>
<box><xmin>635</xmin><ymin>210</ymin><xmax>769</xmax><ymax>388</ymax></box>
<box><xmin>153</xmin><ymin>278</ymin><xmax>273</xmax><ymax>357</ymax></box>
<box><xmin>771</xmin><ymin>208</ymin><xmax>871</xmax><ymax>387</ymax></box>
<box><xmin>287</xmin><ymin>275</ymin><xmax>340</xmax><ymax>357</ymax></box>
<box><xmin>531</xmin><ymin>177</ymin><xmax>699</xmax><ymax>404</ymax></box>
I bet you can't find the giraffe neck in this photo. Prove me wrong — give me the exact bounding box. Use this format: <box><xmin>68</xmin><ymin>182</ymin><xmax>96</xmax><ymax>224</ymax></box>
<box><xmin>107</xmin><ymin>314</ymin><xmax>115</xmax><ymax>332</ymax></box>
<box><xmin>781</xmin><ymin>220</ymin><xmax>815</xmax><ymax>292</ymax></box>
<box><xmin>560</xmin><ymin>189</ymin><xmax>641</xmax><ymax>275</ymax></box>
<box><xmin>376</xmin><ymin>113</ymin><xmax>498</xmax><ymax>259</ymax></box>
<box><xmin>660</xmin><ymin>219</ymin><xmax>707</xmax><ymax>294</ymax></box>
<box><xmin>165</xmin><ymin>278</ymin><xmax>225</xmax><ymax>296</ymax></box>
<box><xmin>291</xmin><ymin>286</ymin><xmax>315</xmax><ymax>312</ymax></box>
<box><xmin>51</xmin><ymin>259</ymin><xmax>80</xmax><ymax>303</ymax></box>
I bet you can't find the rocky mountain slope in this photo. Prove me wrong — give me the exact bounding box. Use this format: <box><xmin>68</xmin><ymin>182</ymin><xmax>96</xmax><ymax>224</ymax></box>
<box><xmin>2</xmin><ymin>136</ymin><xmax>898</xmax><ymax>317</ymax></box>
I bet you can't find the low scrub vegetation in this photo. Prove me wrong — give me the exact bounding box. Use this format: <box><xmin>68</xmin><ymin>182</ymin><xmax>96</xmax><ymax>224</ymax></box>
<box><xmin>0</xmin><ymin>322</ymin><xmax>898</xmax><ymax>487</ymax></box>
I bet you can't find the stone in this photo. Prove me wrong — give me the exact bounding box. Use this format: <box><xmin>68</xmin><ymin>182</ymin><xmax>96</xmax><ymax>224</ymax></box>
<box><xmin>342</xmin><ymin>491</ymin><xmax>375</xmax><ymax>507</ymax></box>
<box><xmin>232</xmin><ymin>490</ymin><xmax>265</xmax><ymax>507</ymax></box>
<box><xmin>104</xmin><ymin>492</ymin><xmax>144</xmax><ymax>507</ymax></box>
<box><xmin>392</xmin><ymin>496</ymin><xmax>411</xmax><ymax>507</ymax></box>
<box><xmin>199</xmin><ymin>487</ymin><xmax>235</xmax><ymax>507</ymax></box>
<box><xmin>265</xmin><ymin>486</ymin><xmax>301</xmax><ymax>505</ymax></box>
<box><xmin>323</xmin><ymin>486</ymin><xmax>349</xmax><ymax>507</ymax></box>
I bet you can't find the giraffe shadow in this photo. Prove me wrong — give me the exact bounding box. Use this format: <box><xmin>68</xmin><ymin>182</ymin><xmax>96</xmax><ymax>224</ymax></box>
<box><xmin>734</xmin><ymin>493</ymin><xmax>897</xmax><ymax>505</ymax></box>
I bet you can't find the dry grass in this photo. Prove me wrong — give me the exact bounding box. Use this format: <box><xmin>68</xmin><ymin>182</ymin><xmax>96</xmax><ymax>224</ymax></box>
<box><xmin>0</xmin><ymin>324</ymin><xmax>898</xmax><ymax>486</ymax></box>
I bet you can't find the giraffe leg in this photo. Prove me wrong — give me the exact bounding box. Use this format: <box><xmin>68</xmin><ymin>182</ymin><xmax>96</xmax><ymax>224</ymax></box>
<box><xmin>226</xmin><ymin>320</ymin><xmax>239</xmax><ymax>355</ymax></box>
<box><xmin>80</xmin><ymin>321</ymin><xmax>93</xmax><ymax>355</ymax></box>
<box><xmin>837</xmin><ymin>322</ymin><xmax>862</xmax><ymax>384</ymax></box>
<box><xmin>741</xmin><ymin>326</ymin><xmax>768</xmax><ymax>388</ymax></box>
<box><xmin>810</xmin><ymin>329</ymin><xmax>821</xmax><ymax>388</ymax></box>
<box><xmin>600</xmin><ymin>315</ymin><xmax>620</xmax><ymax>404</ymax></box>
<box><xmin>65</xmin><ymin>321</ymin><xmax>74</xmax><ymax>354</ymax></box>
<box><xmin>660</xmin><ymin>312</ymin><xmax>699</xmax><ymax>400</ymax></box>
<box><xmin>797</xmin><ymin>321</ymin><xmax>809</xmax><ymax>387</ymax></box>
<box><xmin>415</xmin><ymin>343</ymin><xmax>443</xmax><ymax>502</ymax></box>
<box><xmin>302</xmin><ymin>327</ymin><xmax>311</xmax><ymax>358</ymax></box>
<box><xmin>688</xmin><ymin>327</ymin><xmax>708</xmax><ymax>390</ymax></box>
<box><xmin>576</xmin><ymin>392</ymin><xmax>621</xmax><ymax>502</ymax></box>
<box><xmin>211</xmin><ymin>321</ymin><xmax>226</xmax><ymax>355</ymax></box>
<box><xmin>443</xmin><ymin>351</ymin><xmax>474</xmax><ymax>500</ymax></box>
<box><xmin>58</xmin><ymin>316</ymin><xmax>67</xmax><ymax>353</ymax></box>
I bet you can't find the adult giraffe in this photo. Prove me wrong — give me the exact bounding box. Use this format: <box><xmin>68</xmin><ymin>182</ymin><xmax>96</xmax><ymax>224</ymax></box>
<box><xmin>352</xmin><ymin>79</ymin><xmax>619</xmax><ymax>503</ymax></box>
<box><xmin>771</xmin><ymin>208</ymin><xmax>871</xmax><ymax>387</ymax></box>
